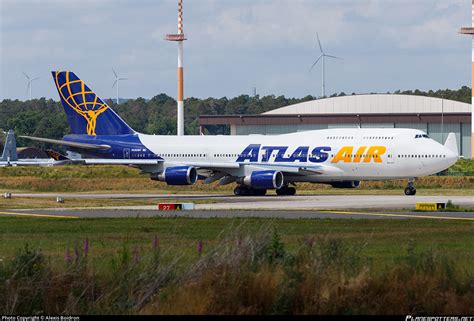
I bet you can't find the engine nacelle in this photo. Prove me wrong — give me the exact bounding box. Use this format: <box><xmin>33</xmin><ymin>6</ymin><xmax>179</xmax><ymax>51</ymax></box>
<box><xmin>151</xmin><ymin>166</ymin><xmax>198</xmax><ymax>186</ymax></box>
<box><xmin>330</xmin><ymin>181</ymin><xmax>361</xmax><ymax>189</ymax></box>
<box><xmin>242</xmin><ymin>170</ymin><xmax>284</xmax><ymax>189</ymax></box>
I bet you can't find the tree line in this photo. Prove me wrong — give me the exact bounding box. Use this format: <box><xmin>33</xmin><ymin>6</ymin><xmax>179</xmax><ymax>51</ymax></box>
<box><xmin>0</xmin><ymin>86</ymin><xmax>471</xmax><ymax>149</ymax></box>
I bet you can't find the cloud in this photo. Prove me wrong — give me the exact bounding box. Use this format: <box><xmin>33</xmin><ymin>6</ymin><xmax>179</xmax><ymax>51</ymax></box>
<box><xmin>0</xmin><ymin>0</ymin><xmax>471</xmax><ymax>101</ymax></box>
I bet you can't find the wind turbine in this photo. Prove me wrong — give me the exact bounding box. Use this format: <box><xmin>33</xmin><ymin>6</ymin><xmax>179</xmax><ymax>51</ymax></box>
<box><xmin>112</xmin><ymin>69</ymin><xmax>127</xmax><ymax>104</ymax></box>
<box><xmin>309</xmin><ymin>33</ymin><xmax>342</xmax><ymax>98</ymax></box>
<box><xmin>22</xmin><ymin>72</ymin><xmax>40</xmax><ymax>100</ymax></box>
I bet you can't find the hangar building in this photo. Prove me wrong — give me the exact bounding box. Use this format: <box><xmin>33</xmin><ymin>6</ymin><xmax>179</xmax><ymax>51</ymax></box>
<box><xmin>199</xmin><ymin>94</ymin><xmax>472</xmax><ymax>159</ymax></box>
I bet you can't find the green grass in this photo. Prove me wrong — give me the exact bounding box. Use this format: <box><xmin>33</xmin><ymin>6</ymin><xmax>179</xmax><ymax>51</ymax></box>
<box><xmin>0</xmin><ymin>197</ymin><xmax>154</xmax><ymax>210</ymax></box>
<box><xmin>0</xmin><ymin>163</ymin><xmax>473</xmax><ymax>194</ymax></box>
<box><xmin>1</xmin><ymin>160</ymin><xmax>472</xmax><ymax>314</ymax></box>
<box><xmin>1</xmin><ymin>216</ymin><xmax>473</xmax><ymax>315</ymax></box>
<box><xmin>447</xmin><ymin>158</ymin><xmax>474</xmax><ymax>174</ymax></box>
<box><xmin>0</xmin><ymin>197</ymin><xmax>216</xmax><ymax>210</ymax></box>
<box><xmin>0</xmin><ymin>216</ymin><xmax>473</xmax><ymax>270</ymax></box>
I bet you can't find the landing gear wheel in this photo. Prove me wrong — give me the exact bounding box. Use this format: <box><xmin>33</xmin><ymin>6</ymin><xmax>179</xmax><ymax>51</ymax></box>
<box><xmin>404</xmin><ymin>179</ymin><xmax>417</xmax><ymax>196</ymax></box>
<box><xmin>404</xmin><ymin>186</ymin><xmax>416</xmax><ymax>196</ymax></box>
<box><xmin>276</xmin><ymin>186</ymin><xmax>297</xmax><ymax>196</ymax></box>
<box><xmin>286</xmin><ymin>187</ymin><xmax>296</xmax><ymax>196</ymax></box>
<box><xmin>234</xmin><ymin>186</ymin><xmax>242</xmax><ymax>196</ymax></box>
<box><xmin>234</xmin><ymin>186</ymin><xmax>266</xmax><ymax>196</ymax></box>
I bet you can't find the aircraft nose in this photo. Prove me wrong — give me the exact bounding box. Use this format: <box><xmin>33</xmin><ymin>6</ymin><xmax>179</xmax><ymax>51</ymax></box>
<box><xmin>445</xmin><ymin>148</ymin><xmax>459</xmax><ymax>165</ymax></box>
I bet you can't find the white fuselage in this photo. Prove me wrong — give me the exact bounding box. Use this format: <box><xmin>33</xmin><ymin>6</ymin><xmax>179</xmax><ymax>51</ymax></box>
<box><xmin>137</xmin><ymin>128</ymin><xmax>458</xmax><ymax>183</ymax></box>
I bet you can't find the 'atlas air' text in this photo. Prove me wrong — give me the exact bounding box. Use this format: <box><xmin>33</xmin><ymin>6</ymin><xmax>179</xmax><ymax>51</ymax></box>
<box><xmin>236</xmin><ymin>145</ymin><xmax>387</xmax><ymax>163</ymax></box>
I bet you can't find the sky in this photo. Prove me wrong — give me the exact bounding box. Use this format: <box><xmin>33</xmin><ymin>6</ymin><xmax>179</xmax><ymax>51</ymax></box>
<box><xmin>0</xmin><ymin>0</ymin><xmax>472</xmax><ymax>101</ymax></box>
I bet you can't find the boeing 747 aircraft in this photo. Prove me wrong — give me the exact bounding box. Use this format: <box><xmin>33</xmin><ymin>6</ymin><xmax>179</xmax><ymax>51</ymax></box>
<box><xmin>22</xmin><ymin>71</ymin><xmax>459</xmax><ymax>196</ymax></box>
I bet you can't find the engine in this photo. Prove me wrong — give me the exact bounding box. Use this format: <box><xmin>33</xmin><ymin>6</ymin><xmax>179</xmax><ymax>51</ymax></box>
<box><xmin>242</xmin><ymin>170</ymin><xmax>284</xmax><ymax>189</ymax></box>
<box><xmin>151</xmin><ymin>166</ymin><xmax>198</xmax><ymax>186</ymax></box>
<box><xmin>330</xmin><ymin>181</ymin><xmax>361</xmax><ymax>189</ymax></box>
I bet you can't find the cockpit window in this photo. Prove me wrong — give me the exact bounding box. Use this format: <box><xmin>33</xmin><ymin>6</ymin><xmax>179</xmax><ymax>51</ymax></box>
<box><xmin>415</xmin><ymin>134</ymin><xmax>430</xmax><ymax>139</ymax></box>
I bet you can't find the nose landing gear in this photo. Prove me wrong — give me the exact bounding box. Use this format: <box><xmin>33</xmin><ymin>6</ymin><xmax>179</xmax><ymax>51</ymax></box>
<box><xmin>404</xmin><ymin>179</ymin><xmax>417</xmax><ymax>196</ymax></box>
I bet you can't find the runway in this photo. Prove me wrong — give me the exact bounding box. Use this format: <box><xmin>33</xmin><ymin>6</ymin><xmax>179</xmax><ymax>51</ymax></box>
<box><xmin>2</xmin><ymin>193</ymin><xmax>473</xmax><ymax>220</ymax></box>
<box><xmin>8</xmin><ymin>193</ymin><xmax>474</xmax><ymax>210</ymax></box>
<box><xmin>1</xmin><ymin>208</ymin><xmax>474</xmax><ymax>221</ymax></box>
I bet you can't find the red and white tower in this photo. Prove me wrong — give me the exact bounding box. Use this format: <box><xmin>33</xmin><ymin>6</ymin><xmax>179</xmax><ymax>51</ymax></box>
<box><xmin>459</xmin><ymin>0</ymin><xmax>474</xmax><ymax>159</ymax></box>
<box><xmin>165</xmin><ymin>0</ymin><xmax>187</xmax><ymax>136</ymax></box>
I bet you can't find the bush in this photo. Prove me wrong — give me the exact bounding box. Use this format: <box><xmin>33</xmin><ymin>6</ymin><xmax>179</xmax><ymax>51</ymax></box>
<box><xmin>0</xmin><ymin>230</ymin><xmax>473</xmax><ymax>315</ymax></box>
<box><xmin>445</xmin><ymin>200</ymin><xmax>460</xmax><ymax>210</ymax></box>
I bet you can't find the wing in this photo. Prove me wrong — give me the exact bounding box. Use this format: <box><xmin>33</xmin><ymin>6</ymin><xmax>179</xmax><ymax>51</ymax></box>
<box><xmin>173</xmin><ymin>161</ymin><xmax>341</xmax><ymax>176</ymax></box>
<box><xmin>81</xmin><ymin>159</ymin><xmax>164</xmax><ymax>165</ymax></box>
<box><xmin>233</xmin><ymin>163</ymin><xmax>344</xmax><ymax>176</ymax></box>
<box><xmin>170</xmin><ymin>161</ymin><xmax>240</xmax><ymax>171</ymax></box>
<box><xmin>157</xmin><ymin>161</ymin><xmax>240</xmax><ymax>184</ymax></box>
<box><xmin>171</xmin><ymin>162</ymin><xmax>343</xmax><ymax>185</ymax></box>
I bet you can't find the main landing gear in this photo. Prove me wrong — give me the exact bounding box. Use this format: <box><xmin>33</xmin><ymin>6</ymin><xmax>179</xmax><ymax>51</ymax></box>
<box><xmin>233</xmin><ymin>184</ymin><xmax>297</xmax><ymax>197</ymax></box>
<box><xmin>404</xmin><ymin>179</ymin><xmax>417</xmax><ymax>196</ymax></box>
<box><xmin>233</xmin><ymin>186</ymin><xmax>267</xmax><ymax>196</ymax></box>
<box><xmin>276</xmin><ymin>185</ymin><xmax>296</xmax><ymax>196</ymax></box>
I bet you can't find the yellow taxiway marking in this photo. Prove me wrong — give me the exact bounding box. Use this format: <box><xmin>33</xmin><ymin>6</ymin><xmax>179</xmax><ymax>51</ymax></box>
<box><xmin>0</xmin><ymin>211</ymin><xmax>79</xmax><ymax>219</ymax></box>
<box><xmin>320</xmin><ymin>210</ymin><xmax>474</xmax><ymax>221</ymax></box>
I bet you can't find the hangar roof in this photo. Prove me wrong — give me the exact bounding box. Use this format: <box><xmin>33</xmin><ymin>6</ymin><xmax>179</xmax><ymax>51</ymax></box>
<box><xmin>263</xmin><ymin>94</ymin><xmax>471</xmax><ymax>115</ymax></box>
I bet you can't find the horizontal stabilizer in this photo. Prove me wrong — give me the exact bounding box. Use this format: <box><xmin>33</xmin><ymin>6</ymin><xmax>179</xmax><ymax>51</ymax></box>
<box><xmin>20</xmin><ymin>136</ymin><xmax>111</xmax><ymax>150</ymax></box>
<box><xmin>44</xmin><ymin>149</ymin><xmax>164</xmax><ymax>166</ymax></box>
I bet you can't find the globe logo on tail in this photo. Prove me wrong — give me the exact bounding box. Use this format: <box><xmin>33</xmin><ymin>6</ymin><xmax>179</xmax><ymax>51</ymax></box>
<box><xmin>54</xmin><ymin>71</ymin><xmax>109</xmax><ymax>136</ymax></box>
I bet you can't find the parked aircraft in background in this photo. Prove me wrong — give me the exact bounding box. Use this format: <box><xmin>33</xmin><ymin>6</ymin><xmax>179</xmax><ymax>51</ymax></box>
<box><xmin>0</xmin><ymin>130</ymin><xmax>69</xmax><ymax>167</ymax></box>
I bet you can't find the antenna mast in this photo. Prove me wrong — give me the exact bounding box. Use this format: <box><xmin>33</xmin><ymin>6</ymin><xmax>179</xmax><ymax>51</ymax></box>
<box><xmin>459</xmin><ymin>2</ymin><xmax>474</xmax><ymax>159</ymax></box>
<box><xmin>165</xmin><ymin>0</ymin><xmax>187</xmax><ymax>136</ymax></box>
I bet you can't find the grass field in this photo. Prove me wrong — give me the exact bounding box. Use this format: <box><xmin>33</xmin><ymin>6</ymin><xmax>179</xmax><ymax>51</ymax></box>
<box><xmin>448</xmin><ymin>158</ymin><xmax>474</xmax><ymax>173</ymax></box>
<box><xmin>0</xmin><ymin>164</ymin><xmax>473</xmax><ymax>195</ymax></box>
<box><xmin>0</xmin><ymin>216</ymin><xmax>473</xmax><ymax>314</ymax></box>
<box><xmin>0</xmin><ymin>162</ymin><xmax>473</xmax><ymax>314</ymax></box>
<box><xmin>0</xmin><ymin>197</ymin><xmax>217</xmax><ymax>210</ymax></box>
<box><xmin>0</xmin><ymin>216</ymin><xmax>472</xmax><ymax>268</ymax></box>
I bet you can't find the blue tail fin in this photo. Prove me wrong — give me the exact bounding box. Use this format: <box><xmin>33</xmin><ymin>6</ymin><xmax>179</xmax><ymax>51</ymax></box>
<box><xmin>1</xmin><ymin>130</ymin><xmax>18</xmax><ymax>162</ymax></box>
<box><xmin>52</xmin><ymin>71</ymin><xmax>135</xmax><ymax>136</ymax></box>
